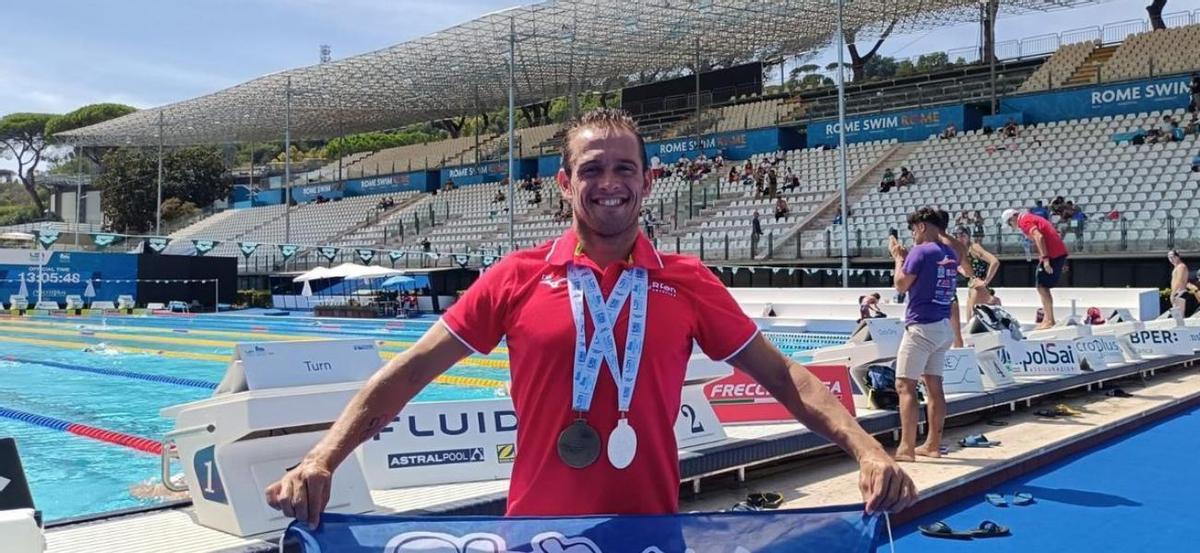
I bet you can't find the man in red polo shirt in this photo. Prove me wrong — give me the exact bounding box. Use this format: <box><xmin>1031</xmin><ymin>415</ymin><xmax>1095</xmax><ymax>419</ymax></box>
<box><xmin>1002</xmin><ymin>208</ymin><xmax>1069</xmax><ymax>329</ymax></box>
<box><xmin>267</xmin><ymin>108</ymin><xmax>915</xmax><ymax>527</ymax></box>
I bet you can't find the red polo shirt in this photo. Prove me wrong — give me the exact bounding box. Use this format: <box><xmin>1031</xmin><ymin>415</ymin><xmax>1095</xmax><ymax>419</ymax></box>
<box><xmin>1017</xmin><ymin>212</ymin><xmax>1069</xmax><ymax>259</ymax></box>
<box><xmin>441</xmin><ymin>229</ymin><xmax>758</xmax><ymax>516</ymax></box>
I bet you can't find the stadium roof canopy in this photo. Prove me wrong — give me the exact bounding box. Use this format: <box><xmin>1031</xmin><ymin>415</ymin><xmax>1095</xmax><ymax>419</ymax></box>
<box><xmin>61</xmin><ymin>0</ymin><xmax>1098</xmax><ymax>147</ymax></box>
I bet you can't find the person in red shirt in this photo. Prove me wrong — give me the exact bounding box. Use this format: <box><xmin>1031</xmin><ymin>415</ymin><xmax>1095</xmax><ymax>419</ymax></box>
<box><xmin>1002</xmin><ymin>208</ymin><xmax>1069</xmax><ymax>329</ymax></box>
<box><xmin>266</xmin><ymin>108</ymin><xmax>915</xmax><ymax>528</ymax></box>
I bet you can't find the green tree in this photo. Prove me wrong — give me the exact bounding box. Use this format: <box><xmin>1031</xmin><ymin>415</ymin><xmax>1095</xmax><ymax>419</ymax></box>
<box><xmin>0</xmin><ymin>112</ymin><xmax>59</xmax><ymax>213</ymax></box>
<box><xmin>915</xmin><ymin>52</ymin><xmax>951</xmax><ymax>73</ymax></box>
<box><xmin>163</xmin><ymin>146</ymin><xmax>230</xmax><ymax>208</ymax></box>
<box><xmin>862</xmin><ymin>56</ymin><xmax>899</xmax><ymax>80</ymax></box>
<box><xmin>45</xmin><ymin>103</ymin><xmax>138</xmax><ymax>170</ymax></box>
<box><xmin>844</xmin><ymin>20</ymin><xmax>897</xmax><ymax>81</ymax></box>
<box><xmin>97</xmin><ymin>146</ymin><xmax>229</xmax><ymax>233</ymax></box>
<box><xmin>96</xmin><ymin>148</ymin><xmax>157</xmax><ymax>233</ymax></box>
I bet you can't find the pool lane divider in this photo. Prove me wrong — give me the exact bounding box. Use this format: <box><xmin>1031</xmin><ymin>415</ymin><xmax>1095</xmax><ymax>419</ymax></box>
<box><xmin>0</xmin><ymin>406</ymin><xmax>162</xmax><ymax>455</ymax></box>
<box><xmin>4</xmin><ymin>356</ymin><xmax>218</xmax><ymax>390</ymax></box>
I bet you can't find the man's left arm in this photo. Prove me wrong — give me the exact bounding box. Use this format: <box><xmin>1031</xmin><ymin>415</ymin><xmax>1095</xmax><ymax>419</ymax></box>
<box><xmin>728</xmin><ymin>336</ymin><xmax>917</xmax><ymax>514</ymax></box>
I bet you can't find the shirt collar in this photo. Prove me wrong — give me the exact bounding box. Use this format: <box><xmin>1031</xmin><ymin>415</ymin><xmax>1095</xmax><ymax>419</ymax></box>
<box><xmin>545</xmin><ymin>228</ymin><xmax>664</xmax><ymax>270</ymax></box>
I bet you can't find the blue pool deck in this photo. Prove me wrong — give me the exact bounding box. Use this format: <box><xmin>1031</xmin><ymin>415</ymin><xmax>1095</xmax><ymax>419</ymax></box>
<box><xmin>40</xmin><ymin>350</ymin><xmax>1200</xmax><ymax>552</ymax></box>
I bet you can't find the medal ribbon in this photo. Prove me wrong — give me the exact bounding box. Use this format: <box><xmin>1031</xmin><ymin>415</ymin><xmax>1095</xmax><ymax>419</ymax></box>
<box><xmin>566</xmin><ymin>263</ymin><xmax>649</xmax><ymax>414</ymax></box>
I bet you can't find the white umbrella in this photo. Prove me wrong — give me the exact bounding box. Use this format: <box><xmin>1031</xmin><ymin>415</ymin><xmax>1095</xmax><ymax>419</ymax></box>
<box><xmin>293</xmin><ymin>266</ymin><xmax>332</xmax><ymax>282</ymax></box>
<box><xmin>83</xmin><ymin>280</ymin><xmax>96</xmax><ymax>298</ymax></box>
<box><xmin>301</xmin><ymin>280</ymin><xmax>313</xmax><ymax>297</ymax></box>
<box><xmin>17</xmin><ymin>275</ymin><xmax>28</xmax><ymax>298</ymax></box>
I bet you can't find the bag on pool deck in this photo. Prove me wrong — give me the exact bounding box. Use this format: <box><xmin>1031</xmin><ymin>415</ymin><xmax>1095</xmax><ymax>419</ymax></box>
<box><xmin>865</xmin><ymin>364</ymin><xmax>900</xmax><ymax>410</ymax></box>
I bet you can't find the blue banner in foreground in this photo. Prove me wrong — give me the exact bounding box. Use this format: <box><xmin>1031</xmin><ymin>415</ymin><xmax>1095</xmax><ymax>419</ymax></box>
<box><xmin>285</xmin><ymin>507</ymin><xmax>882</xmax><ymax>553</ymax></box>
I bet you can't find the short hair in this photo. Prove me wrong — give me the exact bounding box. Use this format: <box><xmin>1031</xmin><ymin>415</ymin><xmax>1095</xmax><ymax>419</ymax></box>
<box><xmin>561</xmin><ymin>107</ymin><xmax>649</xmax><ymax>176</ymax></box>
<box><xmin>935</xmin><ymin>209</ymin><xmax>951</xmax><ymax>230</ymax></box>
<box><xmin>907</xmin><ymin>206</ymin><xmax>946</xmax><ymax>231</ymax></box>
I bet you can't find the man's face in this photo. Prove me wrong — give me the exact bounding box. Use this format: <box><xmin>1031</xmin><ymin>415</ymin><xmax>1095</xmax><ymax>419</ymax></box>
<box><xmin>557</xmin><ymin>127</ymin><xmax>652</xmax><ymax>239</ymax></box>
<box><xmin>909</xmin><ymin>222</ymin><xmax>926</xmax><ymax>244</ymax></box>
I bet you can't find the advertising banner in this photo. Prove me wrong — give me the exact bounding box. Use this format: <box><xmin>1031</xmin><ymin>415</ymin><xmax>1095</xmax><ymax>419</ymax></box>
<box><xmin>806</xmin><ymin>105</ymin><xmax>979</xmax><ymax>147</ymax></box>
<box><xmin>645</xmin><ymin>128</ymin><xmax>783</xmax><ymax>165</ymax></box>
<box><xmin>1000</xmin><ymin>75</ymin><xmax>1193</xmax><ymax>124</ymax></box>
<box><xmin>703</xmin><ymin>365</ymin><xmax>854</xmax><ymax>423</ymax></box>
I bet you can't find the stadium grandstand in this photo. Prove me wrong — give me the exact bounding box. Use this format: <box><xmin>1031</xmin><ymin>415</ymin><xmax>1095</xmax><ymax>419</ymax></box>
<box><xmin>15</xmin><ymin>1</ymin><xmax>1200</xmax><ymax>277</ymax></box>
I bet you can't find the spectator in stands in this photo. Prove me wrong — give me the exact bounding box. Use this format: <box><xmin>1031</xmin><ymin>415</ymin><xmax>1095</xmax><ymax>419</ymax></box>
<box><xmin>1003</xmin><ymin>207</ymin><xmax>1070</xmax><ymax>329</ymax></box>
<box><xmin>444</xmin><ymin>180</ymin><xmax>455</xmax><ymax>191</ymax></box>
<box><xmin>714</xmin><ymin>151</ymin><xmax>725</xmax><ymax>168</ymax></box>
<box><xmin>940</xmin><ymin>123</ymin><xmax>957</xmax><ymax>140</ymax></box>
<box><xmin>641</xmin><ymin>208</ymin><xmax>657</xmax><ymax>241</ymax></box>
<box><xmin>1030</xmin><ymin>200</ymin><xmax>1050</xmax><ymax>220</ymax></box>
<box><xmin>493</xmin><ymin>188</ymin><xmax>506</xmax><ymax>204</ymax></box>
<box><xmin>1147</xmin><ymin>115</ymin><xmax>1177</xmax><ymax>143</ymax></box>
<box><xmin>767</xmin><ymin>169</ymin><xmax>778</xmax><ymax>198</ymax></box>
<box><xmin>751</xmin><ymin>211</ymin><xmax>763</xmax><ymax>256</ymax></box>
<box><xmin>897</xmin><ymin>167</ymin><xmax>916</xmax><ymax>187</ymax></box>
<box><xmin>784</xmin><ymin>171</ymin><xmax>801</xmax><ymax>192</ymax></box>
<box><xmin>420</xmin><ymin>237</ymin><xmax>431</xmax><ymax>252</ymax></box>
<box><xmin>971</xmin><ymin>211</ymin><xmax>985</xmax><ymax>239</ymax></box>
<box><xmin>1190</xmin><ymin>74</ymin><xmax>1200</xmax><ymax>115</ymax></box>
<box><xmin>1068</xmin><ymin>201</ymin><xmax>1086</xmax><ymax>242</ymax></box>
<box><xmin>1049</xmin><ymin>196</ymin><xmax>1065</xmax><ymax>217</ymax></box>
<box><xmin>529</xmin><ymin>189</ymin><xmax>543</xmax><ymax>205</ymax></box>
<box><xmin>879</xmin><ymin>168</ymin><xmax>897</xmax><ymax>193</ymax></box>
<box><xmin>1001</xmin><ymin>119</ymin><xmax>1020</xmax><ymax>139</ymax></box>
<box><xmin>774</xmin><ymin>197</ymin><xmax>790</xmax><ymax>221</ymax></box>
<box><xmin>727</xmin><ymin>166</ymin><xmax>739</xmax><ymax>184</ymax></box>
<box><xmin>1192</xmin><ymin>151</ymin><xmax>1200</xmax><ymax>173</ymax></box>
<box><xmin>889</xmin><ymin>207</ymin><xmax>958</xmax><ymax>462</ymax></box>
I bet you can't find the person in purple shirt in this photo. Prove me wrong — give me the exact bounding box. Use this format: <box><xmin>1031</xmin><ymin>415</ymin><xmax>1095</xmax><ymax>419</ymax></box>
<box><xmin>888</xmin><ymin>207</ymin><xmax>959</xmax><ymax>462</ymax></box>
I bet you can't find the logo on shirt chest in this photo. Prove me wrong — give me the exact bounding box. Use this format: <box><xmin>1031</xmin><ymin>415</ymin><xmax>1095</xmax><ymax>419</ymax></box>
<box><xmin>540</xmin><ymin>273</ymin><xmax>567</xmax><ymax>289</ymax></box>
<box><xmin>649</xmin><ymin>281</ymin><xmax>677</xmax><ymax>297</ymax></box>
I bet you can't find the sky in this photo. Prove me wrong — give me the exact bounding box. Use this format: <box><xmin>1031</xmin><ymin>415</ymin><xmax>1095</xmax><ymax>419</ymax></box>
<box><xmin>2</xmin><ymin>0</ymin><xmax>1198</xmax><ymax>173</ymax></box>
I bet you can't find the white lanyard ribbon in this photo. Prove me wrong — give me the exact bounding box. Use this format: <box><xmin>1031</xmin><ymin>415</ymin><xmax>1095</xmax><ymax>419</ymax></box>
<box><xmin>565</xmin><ymin>262</ymin><xmax>649</xmax><ymax>414</ymax></box>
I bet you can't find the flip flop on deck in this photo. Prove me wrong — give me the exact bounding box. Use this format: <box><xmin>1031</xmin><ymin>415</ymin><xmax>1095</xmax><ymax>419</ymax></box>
<box><xmin>959</xmin><ymin>434</ymin><xmax>1002</xmax><ymax>448</ymax></box>
<box><xmin>986</xmin><ymin>493</ymin><xmax>1007</xmax><ymax>507</ymax></box>
<box><xmin>966</xmin><ymin>520</ymin><xmax>1011</xmax><ymax>538</ymax></box>
<box><xmin>919</xmin><ymin>521</ymin><xmax>973</xmax><ymax>540</ymax></box>
<box><xmin>1013</xmin><ymin>492</ymin><xmax>1035</xmax><ymax>506</ymax></box>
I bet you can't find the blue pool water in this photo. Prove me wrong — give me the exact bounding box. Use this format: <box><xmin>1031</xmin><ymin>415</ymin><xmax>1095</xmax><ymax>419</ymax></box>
<box><xmin>0</xmin><ymin>313</ymin><xmax>841</xmax><ymax>522</ymax></box>
<box><xmin>892</xmin><ymin>403</ymin><xmax>1200</xmax><ymax>551</ymax></box>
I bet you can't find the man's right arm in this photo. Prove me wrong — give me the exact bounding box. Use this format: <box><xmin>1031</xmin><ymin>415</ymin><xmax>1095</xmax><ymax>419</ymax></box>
<box><xmin>265</xmin><ymin>323</ymin><xmax>472</xmax><ymax>528</ymax></box>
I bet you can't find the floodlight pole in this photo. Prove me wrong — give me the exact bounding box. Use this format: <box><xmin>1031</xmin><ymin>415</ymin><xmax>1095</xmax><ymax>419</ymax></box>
<box><xmin>987</xmin><ymin>0</ymin><xmax>998</xmax><ymax>114</ymax></box>
<box><xmin>156</xmin><ymin>111</ymin><xmax>164</xmax><ymax>236</ymax></box>
<box><xmin>507</xmin><ymin>16</ymin><xmax>516</xmax><ymax>254</ymax></box>
<box><xmin>836</xmin><ymin>0</ymin><xmax>850</xmax><ymax>287</ymax></box>
<box><xmin>247</xmin><ymin>142</ymin><xmax>255</xmax><ymax>204</ymax></box>
<box><xmin>75</xmin><ymin>145</ymin><xmax>83</xmax><ymax>245</ymax></box>
<box><xmin>284</xmin><ymin>75</ymin><xmax>293</xmax><ymax>244</ymax></box>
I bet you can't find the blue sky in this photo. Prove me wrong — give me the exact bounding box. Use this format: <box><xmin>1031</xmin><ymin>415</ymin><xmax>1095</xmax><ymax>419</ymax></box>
<box><xmin>2</xmin><ymin>0</ymin><xmax>1197</xmax><ymax>172</ymax></box>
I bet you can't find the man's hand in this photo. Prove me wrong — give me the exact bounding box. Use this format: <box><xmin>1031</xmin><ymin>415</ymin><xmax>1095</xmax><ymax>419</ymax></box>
<box><xmin>1041</xmin><ymin>258</ymin><xmax>1054</xmax><ymax>274</ymax></box>
<box><xmin>887</xmin><ymin>237</ymin><xmax>906</xmax><ymax>260</ymax></box>
<box><xmin>266</xmin><ymin>458</ymin><xmax>333</xmax><ymax>529</ymax></box>
<box><xmin>858</xmin><ymin>452</ymin><xmax>918</xmax><ymax>514</ymax></box>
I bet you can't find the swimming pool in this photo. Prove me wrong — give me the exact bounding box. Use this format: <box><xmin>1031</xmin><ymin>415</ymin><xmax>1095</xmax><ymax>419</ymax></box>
<box><xmin>893</xmin><ymin>401</ymin><xmax>1200</xmax><ymax>551</ymax></box>
<box><xmin>0</xmin><ymin>313</ymin><xmax>844</xmax><ymax>522</ymax></box>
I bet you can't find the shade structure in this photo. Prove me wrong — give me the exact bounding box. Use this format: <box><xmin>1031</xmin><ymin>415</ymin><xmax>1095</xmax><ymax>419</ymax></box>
<box><xmin>58</xmin><ymin>0</ymin><xmax>1099</xmax><ymax>147</ymax></box>
<box><xmin>293</xmin><ymin>266</ymin><xmax>334</xmax><ymax>282</ymax></box>
<box><xmin>301</xmin><ymin>280</ymin><xmax>313</xmax><ymax>297</ymax></box>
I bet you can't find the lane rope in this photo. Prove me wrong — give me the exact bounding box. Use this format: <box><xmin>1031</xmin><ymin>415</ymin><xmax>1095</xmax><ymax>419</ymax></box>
<box><xmin>0</xmin><ymin>406</ymin><xmax>161</xmax><ymax>455</ymax></box>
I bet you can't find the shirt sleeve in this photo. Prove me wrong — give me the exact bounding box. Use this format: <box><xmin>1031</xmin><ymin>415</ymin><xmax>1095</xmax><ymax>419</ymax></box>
<box><xmin>688</xmin><ymin>263</ymin><xmax>760</xmax><ymax>362</ymax></box>
<box><xmin>902</xmin><ymin>244</ymin><xmax>926</xmax><ymax>275</ymax></box>
<box><xmin>440</xmin><ymin>260</ymin><xmax>512</xmax><ymax>354</ymax></box>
